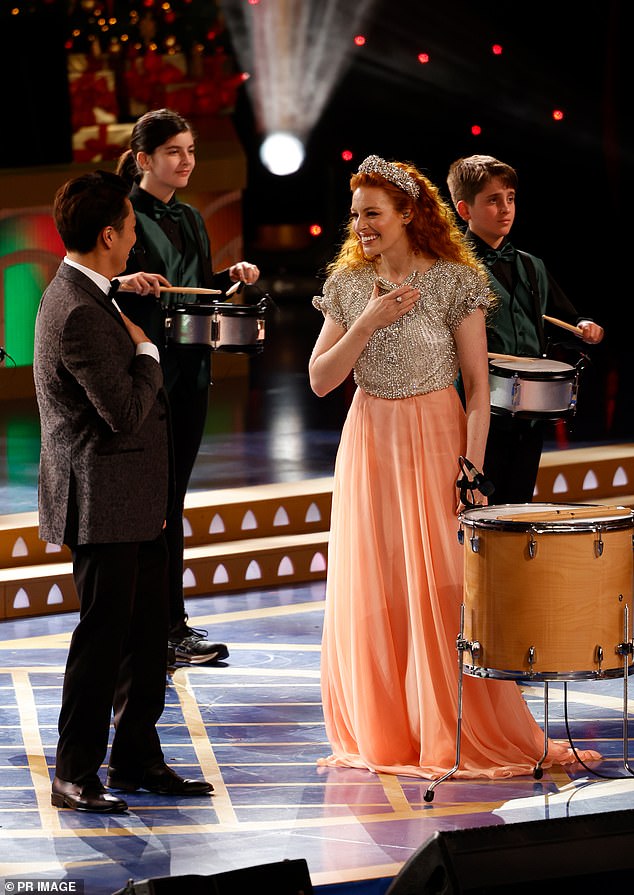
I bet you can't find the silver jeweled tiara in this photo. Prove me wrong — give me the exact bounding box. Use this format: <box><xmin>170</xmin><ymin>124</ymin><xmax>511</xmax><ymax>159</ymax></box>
<box><xmin>356</xmin><ymin>155</ymin><xmax>420</xmax><ymax>199</ymax></box>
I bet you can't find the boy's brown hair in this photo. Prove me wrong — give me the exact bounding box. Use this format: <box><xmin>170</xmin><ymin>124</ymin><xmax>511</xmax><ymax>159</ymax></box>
<box><xmin>447</xmin><ymin>155</ymin><xmax>518</xmax><ymax>207</ymax></box>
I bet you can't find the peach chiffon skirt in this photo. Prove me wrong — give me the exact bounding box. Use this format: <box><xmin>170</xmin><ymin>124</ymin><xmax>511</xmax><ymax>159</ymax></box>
<box><xmin>318</xmin><ymin>386</ymin><xmax>601</xmax><ymax>778</ymax></box>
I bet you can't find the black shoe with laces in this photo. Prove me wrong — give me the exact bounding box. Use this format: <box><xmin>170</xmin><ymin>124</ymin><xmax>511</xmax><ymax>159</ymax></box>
<box><xmin>168</xmin><ymin>623</ymin><xmax>229</xmax><ymax>665</ymax></box>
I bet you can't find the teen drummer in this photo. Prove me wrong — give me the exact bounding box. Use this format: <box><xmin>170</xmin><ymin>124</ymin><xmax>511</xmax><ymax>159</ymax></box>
<box><xmin>446</xmin><ymin>155</ymin><xmax>603</xmax><ymax>504</ymax></box>
<box><xmin>115</xmin><ymin>108</ymin><xmax>260</xmax><ymax>665</ymax></box>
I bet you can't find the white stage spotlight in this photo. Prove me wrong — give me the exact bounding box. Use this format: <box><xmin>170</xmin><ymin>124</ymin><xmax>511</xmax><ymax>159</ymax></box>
<box><xmin>259</xmin><ymin>132</ymin><xmax>305</xmax><ymax>176</ymax></box>
<box><xmin>223</xmin><ymin>0</ymin><xmax>376</xmax><ymax>172</ymax></box>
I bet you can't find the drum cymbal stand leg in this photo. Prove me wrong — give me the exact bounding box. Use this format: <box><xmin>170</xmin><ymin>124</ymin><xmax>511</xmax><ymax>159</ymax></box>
<box><xmin>617</xmin><ymin>603</ymin><xmax>634</xmax><ymax>775</ymax></box>
<box><xmin>533</xmin><ymin>680</ymin><xmax>549</xmax><ymax>780</ymax></box>
<box><xmin>424</xmin><ymin>605</ymin><xmax>467</xmax><ymax>803</ymax></box>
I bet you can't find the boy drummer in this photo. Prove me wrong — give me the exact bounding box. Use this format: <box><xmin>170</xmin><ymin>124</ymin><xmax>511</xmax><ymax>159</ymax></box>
<box><xmin>446</xmin><ymin>154</ymin><xmax>604</xmax><ymax>504</ymax></box>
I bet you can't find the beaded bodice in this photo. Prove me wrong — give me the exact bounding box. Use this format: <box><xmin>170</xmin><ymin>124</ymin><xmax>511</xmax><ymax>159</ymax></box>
<box><xmin>313</xmin><ymin>260</ymin><xmax>490</xmax><ymax>399</ymax></box>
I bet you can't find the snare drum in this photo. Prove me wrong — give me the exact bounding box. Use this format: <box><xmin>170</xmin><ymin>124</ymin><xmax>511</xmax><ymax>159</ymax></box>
<box><xmin>489</xmin><ymin>358</ymin><xmax>578</xmax><ymax>419</ymax></box>
<box><xmin>166</xmin><ymin>300</ymin><xmax>267</xmax><ymax>354</ymax></box>
<box><xmin>459</xmin><ymin>502</ymin><xmax>634</xmax><ymax>680</ymax></box>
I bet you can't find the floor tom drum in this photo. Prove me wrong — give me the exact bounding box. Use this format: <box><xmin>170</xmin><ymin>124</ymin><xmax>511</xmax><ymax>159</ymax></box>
<box><xmin>459</xmin><ymin>502</ymin><xmax>634</xmax><ymax>680</ymax></box>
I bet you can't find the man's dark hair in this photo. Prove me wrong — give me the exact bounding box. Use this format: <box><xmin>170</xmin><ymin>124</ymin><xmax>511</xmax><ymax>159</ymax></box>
<box><xmin>53</xmin><ymin>170</ymin><xmax>129</xmax><ymax>254</ymax></box>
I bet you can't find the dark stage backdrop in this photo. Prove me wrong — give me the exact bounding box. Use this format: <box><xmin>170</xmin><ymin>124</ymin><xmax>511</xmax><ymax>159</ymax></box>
<box><xmin>230</xmin><ymin>0</ymin><xmax>629</xmax><ymax>439</ymax></box>
<box><xmin>0</xmin><ymin>4</ymin><xmax>72</xmax><ymax>167</ymax></box>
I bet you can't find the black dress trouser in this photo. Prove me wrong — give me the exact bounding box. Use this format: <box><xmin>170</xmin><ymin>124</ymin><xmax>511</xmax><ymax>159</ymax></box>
<box><xmin>55</xmin><ymin>536</ymin><xmax>169</xmax><ymax>783</ymax></box>
<box><xmin>164</xmin><ymin>374</ymin><xmax>209</xmax><ymax>632</ymax></box>
<box><xmin>483</xmin><ymin>414</ymin><xmax>544</xmax><ymax>506</ymax></box>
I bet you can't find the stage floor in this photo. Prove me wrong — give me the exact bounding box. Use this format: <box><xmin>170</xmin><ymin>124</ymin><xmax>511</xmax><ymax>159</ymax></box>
<box><xmin>1</xmin><ymin>587</ymin><xmax>634</xmax><ymax>893</ymax></box>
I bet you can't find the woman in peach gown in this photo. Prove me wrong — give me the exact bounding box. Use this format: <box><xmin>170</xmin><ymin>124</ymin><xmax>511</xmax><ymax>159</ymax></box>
<box><xmin>309</xmin><ymin>155</ymin><xmax>600</xmax><ymax>779</ymax></box>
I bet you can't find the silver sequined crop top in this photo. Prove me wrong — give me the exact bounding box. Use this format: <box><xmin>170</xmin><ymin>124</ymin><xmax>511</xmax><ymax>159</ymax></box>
<box><xmin>312</xmin><ymin>260</ymin><xmax>491</xmax><ymax>399</ymax></box>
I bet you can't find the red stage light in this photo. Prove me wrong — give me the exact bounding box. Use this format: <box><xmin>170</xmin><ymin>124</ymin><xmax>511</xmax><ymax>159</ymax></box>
<box><xmin>417</xmin><ymin>53</ymin><xmax>430</xmax><ymax>64</ymax></box>
<box><xmin>553</xmin><ymin>109</ymin><xmax>564</xmax><ymax>121</ymax></box>
<box><xmin>310</xmin><ymin>224</ymin><xmax>323</xmax><ymax>237</ymax></box>
<box><xmin>492</xmin><ymin>44</ymin><xmax>503</xmax><ymax>55</ymax></box>
<box><xmin>341</xmin><ymin>150</ymin><xmax>353</xmax><ymax>162</ymax></box>
<box><xmin>354</xmin><ymin>35</ymin><xmax>366</xmax><ymax>46</ymax></box>
<box><xmin>471</xmin><ymin>125</ymin><xmax>482</xmax><ymax>136</ymax></box>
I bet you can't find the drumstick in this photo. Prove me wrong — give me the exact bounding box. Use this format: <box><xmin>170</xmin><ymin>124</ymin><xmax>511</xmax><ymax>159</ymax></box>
<box><xmin>159</xmin><ymin>286</ymin><xmax>223</xmax><ymax>295</ymax></box>
<box><xmin>226</xmin><ymin>281</ymin><xmax>242</xmax><ymax>297</ymax></box>
<box><xmin>488</xmin><ymin>352</ymin><xmax>539</xmax><ymax>363</ymax></box>
<box><xmin>542</xmin><ymin>314</ymin><xmax>583</xmax><ymax>336</ymax></box>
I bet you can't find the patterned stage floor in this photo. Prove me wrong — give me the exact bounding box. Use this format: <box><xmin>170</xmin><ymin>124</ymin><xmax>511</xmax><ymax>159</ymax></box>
<box><xmin>2</xmin><ymin>586</ymin><xmax>634</xmax><ymax>894</ymax></box>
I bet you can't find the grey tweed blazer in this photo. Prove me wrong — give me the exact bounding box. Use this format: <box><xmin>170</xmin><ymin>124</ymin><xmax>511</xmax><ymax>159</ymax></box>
<box><xmin>33</xmin><ymin>262</ymin><xmax>170</xmax><ymax>546</ymax></box>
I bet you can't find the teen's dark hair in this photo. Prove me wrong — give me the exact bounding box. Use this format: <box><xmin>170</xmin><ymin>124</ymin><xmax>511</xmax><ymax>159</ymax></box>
<box><xmin>116</xmin><ymin>108</ymin><xmax>194</xmax><ymax>187</ymax></box>
<box><xmin>53</xmin><ymin>170</ymin><xmax>129</xmax><ymax>254</ymax></box>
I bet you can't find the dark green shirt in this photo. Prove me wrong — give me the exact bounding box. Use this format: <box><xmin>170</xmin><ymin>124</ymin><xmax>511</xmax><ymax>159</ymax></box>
<box><xmin>468</xmin><ymin>233</ymin><xmax>580</xmax><ymax>357</ymax></box>
<box><xmin>119</xmin><ymin>185</ymin><xmax>232</xmax><ymax>392</ymax></box>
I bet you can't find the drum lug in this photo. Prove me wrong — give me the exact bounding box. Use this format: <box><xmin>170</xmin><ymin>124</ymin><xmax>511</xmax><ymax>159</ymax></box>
<box><xmin>528</xmin><ymin>532</ymin><xmax>537</xmax><ymax>559</ymax></box>
<box><xmin>527</xmin><ymin>645</ymin><xmax>536</xmax><ymax>670</ymax></box>
<box><xmin>211</xmin><ymin>315</ymin><xmax>220</xmax><ymax>348</ymax></box>
<box><xmin>511</xmin><ymin>373</ymin><xmax>521</xmax><ymax>412</ymax></box>
<box><xmin>457</xmin><ymin>525</ymin><xmax>464</xmax><ymax>545</ymax></box>
<box><xmin>617</xmin><ymin>641</ymin><xmax>634</xmax><ymax>657</ymax></box>
<box><xmin>469</xmin><ymin>535</ymin><xmax>480</xmax><ymax>553</ymax></box>
<box><xmin>595</xmin><ymin>645</ymin><xmax>604</xmax><ymax>674</ymax></box>
<box><xmin>569</xmin><ymin>370</ymin><xmax>580</xmax><ymax>415</ymax></box>
<box><xmin>594</xmin><ymin>532</ymin><xmax>604</xmax><ymax>557</ymax></box>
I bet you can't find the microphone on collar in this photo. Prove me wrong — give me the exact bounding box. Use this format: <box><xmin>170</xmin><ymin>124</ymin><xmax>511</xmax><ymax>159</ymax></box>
<box><xmin>456</xmin><ymin>455</ymin><xmax>495</xmax><ymax>507</ymax></box>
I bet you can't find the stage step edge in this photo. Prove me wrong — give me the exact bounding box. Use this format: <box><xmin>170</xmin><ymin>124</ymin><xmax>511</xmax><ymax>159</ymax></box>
<box><xmin>0</xmin><ymin>530</ymin><xmax>329</xmax><ymax>620</ymax></box>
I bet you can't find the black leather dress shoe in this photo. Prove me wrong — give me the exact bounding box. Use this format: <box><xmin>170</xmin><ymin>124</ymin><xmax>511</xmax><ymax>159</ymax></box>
<box><xmin>51</xmin><ymin>776</ymin><xmax>128</xmax><ymax>813</ymax></box>
<box><xmin>106</xmin><ymin>764</ymin><xmax>214</xmax><ymax>795</ymax></box>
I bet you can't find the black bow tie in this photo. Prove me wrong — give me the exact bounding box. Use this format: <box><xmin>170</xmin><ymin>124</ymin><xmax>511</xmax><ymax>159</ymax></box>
<box><xmin>483</xmin><ymin>243</ymin><xmax>516</xmax><ymax>267</ymax></box>
<box><xmin>151</xmin><ymin>200</ymin><xmax>184</xmax><ymax>224</ymax></box>
<box><xmin>108</xmin><ymin>278</ymin><xmax>120</xmax><ymax>299</ymax></box>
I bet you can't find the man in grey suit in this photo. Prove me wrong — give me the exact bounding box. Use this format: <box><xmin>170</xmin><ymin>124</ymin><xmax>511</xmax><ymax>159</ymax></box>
<box><xmin>34</xmin><ymin>170</ymin><xmax>213</xmax><ymax>813</ymax></box>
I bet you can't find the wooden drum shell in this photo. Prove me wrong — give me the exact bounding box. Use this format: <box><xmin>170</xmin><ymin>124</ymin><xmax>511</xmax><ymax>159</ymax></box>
<box><xmin>460</xmin><ymin>503</ymin><xmax>634</xmax><ymax>680</ymax></box>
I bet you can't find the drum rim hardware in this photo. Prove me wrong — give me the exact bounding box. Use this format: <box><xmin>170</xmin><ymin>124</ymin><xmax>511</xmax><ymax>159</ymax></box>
<box><xmin>460</xmin><ymin>502</ymin><xmax>634</xmax><ymax>534</ymax></box>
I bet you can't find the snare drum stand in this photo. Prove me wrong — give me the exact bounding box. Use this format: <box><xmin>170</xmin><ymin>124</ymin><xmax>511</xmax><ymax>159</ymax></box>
<box><xmin>423</xmin><ymin>605</ymin><xmax>634</xmax><ymax>803</ymax></box>
<box><xmin>423</xmin><ymin>605</ymin><xmax>468</xmax><ymax>803</ymax></box>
